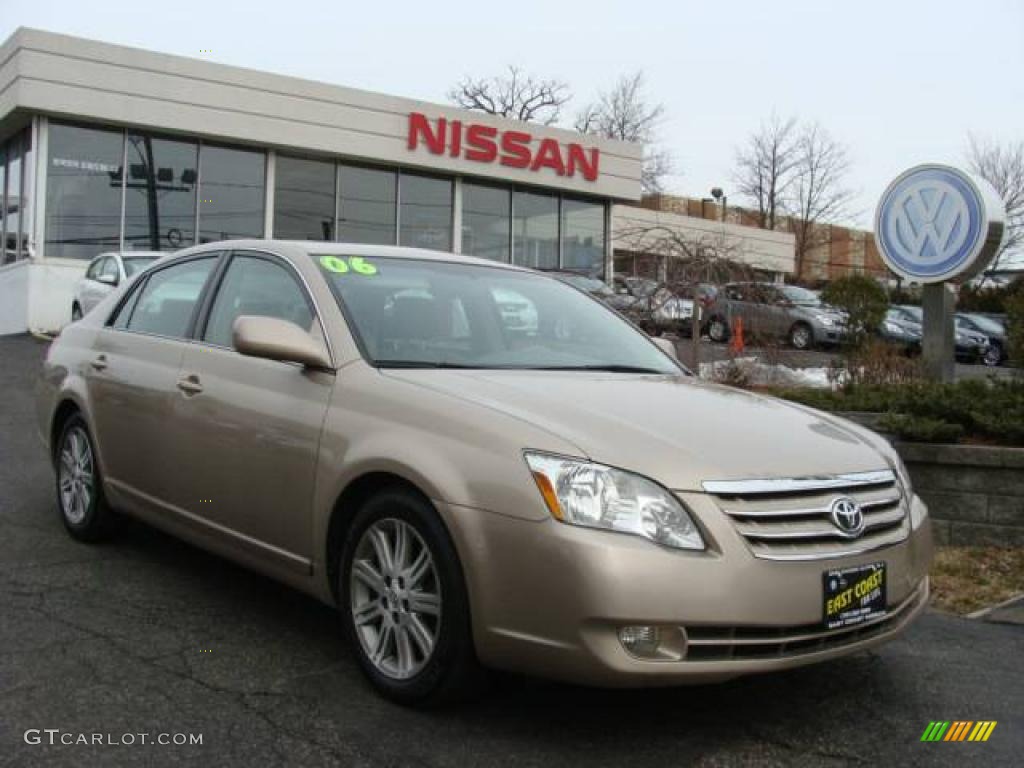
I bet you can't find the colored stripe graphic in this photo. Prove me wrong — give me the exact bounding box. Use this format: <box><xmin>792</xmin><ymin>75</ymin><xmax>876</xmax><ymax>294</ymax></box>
<box><xmin>921</xmin><ymin>721</ymin><xmax>997</xmax><ymax>742</ymax></box>
<box><xmin>921</xmin><ymin>721</ymin><xmax>949</xmax><ymax>741</ymax></box>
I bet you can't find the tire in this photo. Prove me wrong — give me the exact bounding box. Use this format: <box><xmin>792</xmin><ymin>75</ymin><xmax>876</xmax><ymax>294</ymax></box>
<box><xmin>789</xmin><ymin>322</ymin><xmax>813</xmax><ymax>350</ymax></box>
<box><xmin>339</xmin><ymin>488</ymin><xmax>482</xmax><ymax>706</ymax></box>
<box><xmin>55</xmin><ymin>414</ymin><xmax>116</xmax><ymax>541</ymax></box>
<box><xmin>983</xmin><ymin>345</ymin><xmax>1002</xmax><ymax>367</ymax></box>
<box><xmin>707</xmin><ymin>316</ymin><xmax>729</xmax><ymax>343</ymax></box>
<box><xmin>71</xmin><ymin>303</ymin><xmax>83</xmax><ymax>322</ymax></box>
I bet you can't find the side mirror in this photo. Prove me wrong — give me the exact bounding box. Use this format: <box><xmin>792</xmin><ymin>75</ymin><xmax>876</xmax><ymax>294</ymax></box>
<box><xmin>96</xmin><ymin>273</ymin><xmax>119</xmax><ymax>286</ymax></box>
<box><xmin>651</xmin><ymin>336</ymin><xmax>679</xmax><ymax>361</ymax></box>
<box><xmin>232</xmin><ymin>315</ymin><xmax>332</xmax><ymax>370</ymax></box>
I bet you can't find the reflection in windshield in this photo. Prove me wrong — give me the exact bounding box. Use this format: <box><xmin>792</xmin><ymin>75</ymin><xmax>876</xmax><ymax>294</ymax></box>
<box><xmin>315</xmin><ymin>255</ymin><xmax>682</xmax><ymax>374</ymax></box>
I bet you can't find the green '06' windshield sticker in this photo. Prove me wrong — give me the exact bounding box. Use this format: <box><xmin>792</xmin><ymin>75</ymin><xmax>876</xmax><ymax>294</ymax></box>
<box><xmin>319</xmin><ymin>255</ymin><xmax>378</xmax><ymax>276</ymax></box>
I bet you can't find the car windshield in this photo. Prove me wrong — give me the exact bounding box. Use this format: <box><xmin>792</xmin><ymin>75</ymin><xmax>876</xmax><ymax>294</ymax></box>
<box><xmin>314</xmin><ymin>254</ymin><xmax>681</xmax><ymax>373</ymax></box>
<box><xmin>900</xmin><ymin>306</ymin><xmax>923</xmax><ymax>322</ymax></box>
<box><xmin>123</xmin><ymin>257</ymin><xmax>158</xmax><ymax>277</ymax></box>
<box><xmin>963</xmin><ymin>314</ymin><xmax>1004</xmax><ymax>334</ymax></box>
<box><xmin>779</xmin><ymin>285</ymin><xmax>821</xmax><ymax>306</ymax></box>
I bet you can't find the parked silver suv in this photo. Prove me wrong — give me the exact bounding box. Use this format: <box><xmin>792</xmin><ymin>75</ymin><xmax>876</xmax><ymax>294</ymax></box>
<box><xmin>706</xmin><ymin>283</ymin><xmax>848</xmax><ymax>349</ymax></box>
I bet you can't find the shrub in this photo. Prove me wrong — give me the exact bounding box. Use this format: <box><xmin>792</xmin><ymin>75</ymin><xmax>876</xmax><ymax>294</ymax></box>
<box><xmin>878</xmin><ymin>413</ymin><xmax>965</xmax><ymax>443</ymax></box>
<box><xmin>821</xmin><ymin>275</ymin><xmax>889</xmax><ymax>346</ymax></box>
<box><xmin>841</xmin><ymin>339</ymin><xmax>922</xmax><ymax>388</ymax></box>
<box><xmin>767</xmin><ymin>378</ymin><xmax>1024</xmax><ymax>446</ymax></box>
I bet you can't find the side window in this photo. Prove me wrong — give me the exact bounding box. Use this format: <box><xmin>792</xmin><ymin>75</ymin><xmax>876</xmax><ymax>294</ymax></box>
<box><xmin>110</xmin><ymin>281</ymin><xmax>144</xmax><ymax>329</ymax></box>
<box><xmin>126</xmin><ymin>258</ymin><xmax>217</xmax><ymax>338</ymax></box>
<box><xmin>203</xmin><ymin>254</ymin><xmax>314</xmax><ymax>348</ymax></box>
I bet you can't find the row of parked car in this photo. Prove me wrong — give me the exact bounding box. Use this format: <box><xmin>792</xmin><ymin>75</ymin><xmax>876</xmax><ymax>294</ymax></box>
<box><xmin>543</xmin><ymin>273</ymin><xmax>1011</xmax><ymax>367</ymax></box>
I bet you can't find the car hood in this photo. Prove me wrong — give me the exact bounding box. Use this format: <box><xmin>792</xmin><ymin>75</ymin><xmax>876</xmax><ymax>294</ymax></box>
<box><xmin>382</xmin><ymin>370</ymin><xmax>891</xmax><ymax>491</ymax></box>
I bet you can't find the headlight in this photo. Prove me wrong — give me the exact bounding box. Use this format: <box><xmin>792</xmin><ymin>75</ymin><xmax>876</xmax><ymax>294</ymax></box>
<box><xmin>524</xmin><ymin>452</ymin><xmax>705</xmax><ymax>550</ymax></box>
<box><xmin>816</xmin><ymin>315</ymin><xmax>835</xmax><ymax>326</ymax></box>
<box><xmin>884</xmin><ymin>321</ymin><xmax>902</xmax><ymax>334</ymax></box>
<box><xmin>889</xmin><ymin>452</ymin><xmax>913</xmax><ymax>499</ymax></box>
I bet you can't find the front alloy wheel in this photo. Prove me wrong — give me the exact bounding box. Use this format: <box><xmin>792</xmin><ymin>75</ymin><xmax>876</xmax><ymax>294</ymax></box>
<box><xmin>340</xmin><ymin>489</ymin><xmax>481</xmax><ymax>705</ymax></box>
<box><xmin>350</xmin><ymin>518</ymin><xmax>441</xmax><ymax>680</ymax></box>
<box><xmin>983</xmin><ymin>345</ymin><xmax>1002</xmax><ymax>367</ymax></box>
<box><xmin>708</xmin><ymin>317</ymin><xmax>729</xmax><ymax>343</ymax></box>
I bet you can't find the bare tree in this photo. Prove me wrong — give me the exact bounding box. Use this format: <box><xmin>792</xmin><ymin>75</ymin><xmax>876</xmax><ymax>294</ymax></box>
<box><xmin>967</xmin><ymin>134</ymin><xmax>1024</xmax><ymax>271</ymax></box>
<box><xmin>575</xmin><ymin>72</ymin><xmax>673</xmax><ymax>194</ymax></box>
<box><xmin>613</xmin><ymin>223</ymin><xmax>754</xmax><ymax>372</ymax></box>
<box><xmin>733</xmin><ymin>114</ymin><xmax>800</xmax><ymax>230</ymax></box>
<box><xmin>788</xmin><ymin>123</ymin><xmax>857</xmax><ymax>276</ymax></box>
<box><xmin>447</xmin><ymin>66</ymin><xmax>571</xmax><ymax>125</ymax></box>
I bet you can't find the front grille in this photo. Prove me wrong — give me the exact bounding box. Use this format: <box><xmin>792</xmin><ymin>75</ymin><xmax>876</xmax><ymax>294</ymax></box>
<box><xmin>703</xmin><ymin>469</ymin><xmax>908</xmax><ymax>561</ymax></box>
<box><xmin>683</xmin><ymin>579</ymin><xmax>927</xmax><ymax>661</ymax></box>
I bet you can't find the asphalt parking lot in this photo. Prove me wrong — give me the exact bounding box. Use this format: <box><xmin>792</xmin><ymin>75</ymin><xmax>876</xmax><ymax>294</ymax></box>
<box><xmin>1</xmin><ymin>334</ymin><xmax>1020</xmax><ymax>767</ymax></box>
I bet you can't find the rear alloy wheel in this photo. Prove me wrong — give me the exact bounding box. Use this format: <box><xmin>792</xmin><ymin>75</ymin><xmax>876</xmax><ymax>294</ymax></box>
<box><xmin>71</xmin><ymin>304</ymin><xmax>83</xmax><ymax>322</ymax></box>
<box><xmin>56</xmin><ymin>415</ymin><xmax>116</xmax><ymax>541</ymax></box>
<box><xmin>340</xmin><ymin>489</ymin><xmax>481</xmax><ymax>705</ymax></box>
<box><xmin>789</xmin><ymin>323</ymin><xmax>813</xmax><ymax>350</ymax></box>
<box><xmin>708</xmin><ymin>317</ymin><xmax>729</xmax><ymax>343</ymax></box>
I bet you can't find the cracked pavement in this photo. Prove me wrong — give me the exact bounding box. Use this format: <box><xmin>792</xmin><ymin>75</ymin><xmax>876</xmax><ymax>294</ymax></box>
<box><xmin>1</xmin><ymin>334</ymin><xmax>1020</xmax><ymax>767</ymax></box>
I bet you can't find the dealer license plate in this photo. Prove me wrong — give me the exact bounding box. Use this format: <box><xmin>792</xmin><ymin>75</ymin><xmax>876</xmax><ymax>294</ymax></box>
<box><xmin>823</xmin><ymin>562</ymin><xmax>887</xmax><ymax>629</ymax></box>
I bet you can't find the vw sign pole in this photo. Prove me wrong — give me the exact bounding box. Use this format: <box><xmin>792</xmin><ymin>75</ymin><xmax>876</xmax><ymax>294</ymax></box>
<box><xmin>875</xmin><ymin>165</ymin><xmax>1006</xmax><ymax>381</ymax></box>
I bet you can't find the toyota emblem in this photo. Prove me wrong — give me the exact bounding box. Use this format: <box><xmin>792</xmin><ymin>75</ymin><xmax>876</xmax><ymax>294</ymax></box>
<box><xmin>829</xmin><ymin>497</ymin><xmax>865</xmax><ymax>538</ymax></box>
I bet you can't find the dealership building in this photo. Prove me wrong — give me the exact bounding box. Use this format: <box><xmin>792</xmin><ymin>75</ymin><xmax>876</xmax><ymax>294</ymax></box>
<box><xmin>0</xmin><ymin>27</ymin><xmax>792</xmax><ymax>334</ymax></box>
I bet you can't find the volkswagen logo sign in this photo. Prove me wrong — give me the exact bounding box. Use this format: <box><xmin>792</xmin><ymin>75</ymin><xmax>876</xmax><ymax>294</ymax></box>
<box><xmin>829</xmin><ymin>497</ymin><xmax>865</xmax><ymax>538</ymax></box>
<box><xmin>875</xmin><ymin>164</ymin><xmax>1005</xmax><ymax>284</ymax></box>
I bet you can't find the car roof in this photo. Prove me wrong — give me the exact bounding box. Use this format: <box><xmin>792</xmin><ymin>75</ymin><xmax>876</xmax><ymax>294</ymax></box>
<box><xmin>91</xmin><ymin>250</ymin><xmax>164</xmax><ymax>262</ymax></box>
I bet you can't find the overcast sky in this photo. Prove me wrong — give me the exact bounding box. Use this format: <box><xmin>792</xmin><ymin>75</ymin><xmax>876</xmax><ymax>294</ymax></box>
<box><xmin>5</xmin><ymin>0</ymin><xmax>1022</xmax><ymax>237</ymax></box>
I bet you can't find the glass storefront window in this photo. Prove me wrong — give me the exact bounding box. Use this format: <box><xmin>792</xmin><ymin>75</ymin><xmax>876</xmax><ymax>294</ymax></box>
<box><xmin>338</xmin><ymin>164</ymin><xmax>396</xmax><ymax>245</ymax></box>
<box><xmin>0</xmin><ymin>143</ymin><xmax>7</xmax><ymax>264</ymax></box>
<box><xmin>399</xmin><ymin>173</ymin><xmax>452</xmax><ymax>251</ymax></box>
<box><xmin>512</xmin><ymin>190</ymin><xmax>558</xmax><ymax>270</ymax></box>
<box><xmin>20</xmin><ymin>129</ymin><xmax>33</xmax><ymax>260</ymax></box>
<box><xmin>5</xmin><ymin>135</ymin><xmax>22</xmax><ymax>264</ymax></box>
<box><xmin>561</xmin><ymin>197</ymin><xmax>606</xmax><ymax>276</ymax></box>
<box><xmin>45</xmin><ymin>123</ymin><xmax>125</xmax><ymax>259</ymax></box>
<box><xmin>197</xmin><ymin>145</ymin><xmax>265</xmax><ymax>243</ymax></box>
<box><xmin>274</xmin><ymin>155</ymin><xmax>335</xmax><ymax>241</ymax></box>
<box><xmin>123</xmin><ymin>133</ymin><xmax>198</xmax><ymax>251</ymax></box>
<box><xmin>462</xmin><ymin>182</ymin><xmax>510</xmax><ymax>262</ymax></box>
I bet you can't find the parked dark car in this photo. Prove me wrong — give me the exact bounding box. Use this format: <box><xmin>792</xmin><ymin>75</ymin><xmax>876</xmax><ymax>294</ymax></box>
<box><xmin>955</xmin><ymin>313</ymin><xmax>1008</xmax><ymax>366</ymax></box>
<box><xmin>879</xmin><ymin>308</ymin><xmax>922</xmax><ymax>352</ymax></box>
<box><xmin>891</xmin><ymin>306</ymin><xmax>991</xmax><ymax>364</ymax></box>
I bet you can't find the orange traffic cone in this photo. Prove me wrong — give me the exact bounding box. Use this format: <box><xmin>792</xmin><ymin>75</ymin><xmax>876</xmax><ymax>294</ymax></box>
<box><xmin>729</xmin><ymin>317</ymin><xmax>745</xmax><ymax>354</ymax></box>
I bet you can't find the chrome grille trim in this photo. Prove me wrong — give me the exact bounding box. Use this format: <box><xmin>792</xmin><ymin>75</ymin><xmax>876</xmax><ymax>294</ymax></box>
<box><xmin>722</xmin><ymin>494</ymin><xmax>901</xmax><ymax>519</ymax></box>
<box><xmin>704</xmin><ymin>469</ymin><xmax>908</xmax><ymax>561</ymax></box>
<box><xmin>702</xmin><ymin>469</ymin><xmax>895</xmax><ymax>495</ymax></box>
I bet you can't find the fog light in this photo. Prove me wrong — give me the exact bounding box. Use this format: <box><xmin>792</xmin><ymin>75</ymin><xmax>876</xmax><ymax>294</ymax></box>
<box><xmin>619</xmin><ymin>625</ymin><xmax>661</xmax><ymax>658</ymax></box>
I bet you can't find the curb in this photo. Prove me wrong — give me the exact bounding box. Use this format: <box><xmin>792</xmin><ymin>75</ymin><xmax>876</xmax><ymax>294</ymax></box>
<box><xmin>30</xmin><ymin>331</ymin><xmax>55</xmax><ymax>342</ymax></box>
<box><xmin>966</xmin><ymin>591</ymin><xmax>1024</xmax><ymax>620</ymax></box>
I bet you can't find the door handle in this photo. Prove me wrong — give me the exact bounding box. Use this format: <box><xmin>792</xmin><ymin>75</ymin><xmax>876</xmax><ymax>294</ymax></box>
<box><xmin>90</xmin><ymin>355</ymin><xmax>108</xmax><ymax>371</ymax></box>
<box><xmin>176</xmin><ymin>375</ymin><xmax>203</xmax><ymax>396</ymax></box>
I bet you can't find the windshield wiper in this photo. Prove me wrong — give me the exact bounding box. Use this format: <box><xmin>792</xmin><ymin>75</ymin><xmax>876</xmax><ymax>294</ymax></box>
<box><xmin>375</xmin><ymin>360</ymin><xmax>497</xmax><ymax>369</ymax></box>
<box><xmin>532</xmin><ymin>364</ymin><xmax>667</xmax><ymax>374</ymax></box>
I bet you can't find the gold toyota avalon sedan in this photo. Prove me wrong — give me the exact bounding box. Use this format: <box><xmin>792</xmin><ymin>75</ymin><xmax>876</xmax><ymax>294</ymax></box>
<box><xmin>37</xmin><ymin>241</ymin><xmax>932</xmax><ymax>705</ymax></box>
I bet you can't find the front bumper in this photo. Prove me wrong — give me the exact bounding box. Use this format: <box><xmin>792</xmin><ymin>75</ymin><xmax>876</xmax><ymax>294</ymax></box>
<box><xmin>440</xmin><ymin>493</ymin><xmax>933</xmax><ymax>687</ymax></box>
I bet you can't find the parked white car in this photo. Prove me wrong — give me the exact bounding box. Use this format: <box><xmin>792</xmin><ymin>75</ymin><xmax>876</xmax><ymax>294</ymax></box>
<box><xmin>71</xmin><ymin>252</ymin><xmax>163</xmax><ymax>321</ymax></box>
